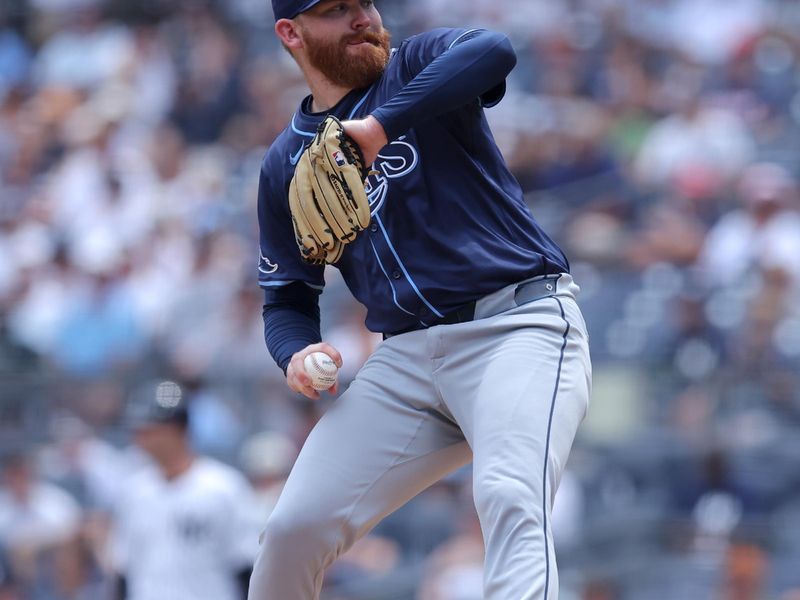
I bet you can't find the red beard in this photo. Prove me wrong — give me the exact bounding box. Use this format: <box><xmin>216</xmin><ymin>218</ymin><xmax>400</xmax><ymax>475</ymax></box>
<box><xmin>303</xmin><ymin>27</ymin><xmax>392</xmax><ymax>90</ymax></box>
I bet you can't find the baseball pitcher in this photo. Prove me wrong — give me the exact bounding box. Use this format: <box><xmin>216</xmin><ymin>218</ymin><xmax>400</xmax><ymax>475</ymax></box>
<box><xmin>251</xmin><ymin>1</ymin><xmax>592</xmax><ymax>598</ymax></box>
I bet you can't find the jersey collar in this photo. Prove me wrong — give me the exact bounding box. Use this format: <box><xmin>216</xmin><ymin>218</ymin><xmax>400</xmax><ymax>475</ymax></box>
<box><xmin>294</xmin><ymin>87</ymin><xmax>370</xmax><ymax>133</ymax></box>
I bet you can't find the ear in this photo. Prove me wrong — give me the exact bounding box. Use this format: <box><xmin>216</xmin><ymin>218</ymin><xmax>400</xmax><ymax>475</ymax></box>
<box><xmin>275</xmin><ymin>18</ymin><xmax>304</xmax><ymax>51</ymax></box>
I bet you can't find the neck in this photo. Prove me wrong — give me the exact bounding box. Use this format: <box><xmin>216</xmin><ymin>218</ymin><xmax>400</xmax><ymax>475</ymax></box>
<box><xmin>304</xmin><ymin>67</ymin><xmax>353</xmax><ymax>113</ymax></box>
<box><xmin>159</xmin><ymin>449</ymin><xmax>195</xmax><ymax>481</ymax></box>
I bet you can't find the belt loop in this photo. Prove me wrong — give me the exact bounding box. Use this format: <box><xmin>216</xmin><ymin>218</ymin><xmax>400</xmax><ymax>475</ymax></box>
<box><xmin>514</xmin><ymin>274</ymin><xmax>561</xmax><ymax>307</ymax></box>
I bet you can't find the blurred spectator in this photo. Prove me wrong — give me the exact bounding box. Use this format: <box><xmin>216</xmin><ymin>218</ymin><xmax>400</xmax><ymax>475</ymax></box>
<box><xmin>0</xmin><ymin>311</ymin><xmax>38</xmax><ymax>373</ymax></box>
<box><xmin>582</xmin><ymin>578</ymin><xmax>621</xmax><ymax>600</ymax></box>
<box><xmin>416</xmin><ymin>503</ymin><xmax>484</xmax><ymax>600</ymax></box>
<box><xmin>375</xmin><ymin>476</ymin><xmax>465</xmax><ymax>562</ymax></box>
<box><xmin>165</xmin><ymin>281</ymin><xmax>270</xmax><ymax>380</ymax></box>
<box><xmin>0</xmin><ymin>545</ymin><xmax>21</xmax><ymax>600</ymax></box>
<box><xmin>0</xmin><ymin>23</ymin><xmax>31</xmax><ymax>99</ymax></box>
<box><xmin>671</xmin><ymin>448</ymin><xmax>756</xmax><ymax>552</ymax></box>
<box><xmin>38</xmin><ymin>413</ymin><xmax>128</xmax><ymax>511</ymax></box>
<box><xmin>634</xmin><ymin>86</ymin><xmax>755</xmax><ymax>189</ymax></box>
<box><xmin>238</xmin><ymin>430</ymin><xmax>297</xmax><ymax>527</ymax></box>
<box><xmin>0</xmin><ymin>448</ymin><xmax>82</xmax><ymax>597</ymax></box>
<box><xmin>168</xmin><ymin>5</ymin><xmax>244</xmax><ymax>144</ymax></box>
<box><xmin>51</xmin><ymin>271</ymin><xmax>146</xmax><ymax>376</ymax></box>
<box><xmin>33</xmin><ymin>6</ymin><xmax>134</xmax><ymax>90</ymax></box>
<box><xmin>719</xmin><ymin>542</ymin><xmax>769</xmax><ymax>600</ymax></box>
<box><xmin>667</xmin><ymin>0</ymin><xmax>765</xmax><ymax>66</ymax></box>
<box><xmin>323</xmin><ymin>534</ymin><xmax>402</xmax><ymax>597</ymax></box>
<box><xmin>698</xmin><ymin>162</ymin><xmax>800</xmax><ymax>288</ymax></box>
<box><xmin>551</xmin><ymin>468</ymin><xmax>586</xmax><ymax>551</ymax></box>
<box><xmin>6</xmin><ymin>246</ymin><xmax>83</xmax><ymax>358</ymax></box>
<box><xmin>324</xmin><ymin>300</ymin><xmax>381</xmax><ymax>384</ymax></box>
<box><xmin>181</xmin><ymin>374</ymin><xmax>246</xmax><ymax>459</ymax></box>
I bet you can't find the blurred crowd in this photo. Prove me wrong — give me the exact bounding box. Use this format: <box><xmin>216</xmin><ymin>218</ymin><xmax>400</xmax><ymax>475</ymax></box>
<box><xmin>2</xmin><ymin>0</ymin><xmax>800</xmax><ymax>598</ymax></box>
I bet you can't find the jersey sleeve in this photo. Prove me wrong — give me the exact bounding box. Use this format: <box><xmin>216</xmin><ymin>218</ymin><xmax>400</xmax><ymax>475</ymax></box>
<box><xmin>372</xmin><ymin>28</ymin><xmax>515</xmax><ymax>141</ymax></box>
<box><xmin>398</xmin><ymin>27</ymin><xmax>509</xmax><ymax>107</ymax></box>
<box><xmin>257</xmin><ymin>157</ymin><xmax>325</xmax><ymax>291</ymax></box>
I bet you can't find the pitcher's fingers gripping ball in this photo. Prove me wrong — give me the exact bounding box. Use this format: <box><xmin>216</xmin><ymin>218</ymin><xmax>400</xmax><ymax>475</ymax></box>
<box><xmin>304</xmin><ymin>352</ymin><xmax>339</xmax><ymax>391</ymax></box>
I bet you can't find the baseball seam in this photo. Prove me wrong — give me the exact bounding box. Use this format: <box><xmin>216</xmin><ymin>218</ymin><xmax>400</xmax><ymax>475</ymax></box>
<box><xmin>309</xmin><ymin>355</ymin><xmax>336</xmax><ymax>376</ymax></box>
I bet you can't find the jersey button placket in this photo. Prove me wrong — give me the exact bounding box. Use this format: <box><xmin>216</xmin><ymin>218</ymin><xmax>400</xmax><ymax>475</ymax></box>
<box><xmin>392</xmin><ymin>270</ymin><xmax>402</xmax><ymax>280</ymax></box>
<box><xmin>370</xmin><ymin>222</ymin><xmax>379</xmax><ymax>233</ymax></box>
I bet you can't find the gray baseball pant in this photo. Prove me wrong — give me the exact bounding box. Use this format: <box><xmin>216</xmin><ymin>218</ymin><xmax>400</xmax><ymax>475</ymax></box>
<box><xmin>248</xmin><ymin>273</ymin><xmax>591</xmax><ymax>599</ymax></box>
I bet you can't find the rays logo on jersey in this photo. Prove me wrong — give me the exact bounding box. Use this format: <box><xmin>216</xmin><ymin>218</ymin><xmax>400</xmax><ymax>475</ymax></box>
<box><xmin>258</xmin><ymin>251</ymin><xmax>279</xmax><ymax>274</ymax></box>
<box><xmin>332</xmin><ymin>150</ymin><xmax>346</xmax><ymax>167</ymax></box>
<box><xmin>365</xmin><ymin>136</ymin><xmax>419</xmax><ymax>215</ymax></box>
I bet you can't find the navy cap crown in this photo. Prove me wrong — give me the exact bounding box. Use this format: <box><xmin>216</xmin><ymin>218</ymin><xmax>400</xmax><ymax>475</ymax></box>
<box><xmin>272</xmin><ymin>0</ymin><xmax>322</xmax><ymax>20</ymax></box>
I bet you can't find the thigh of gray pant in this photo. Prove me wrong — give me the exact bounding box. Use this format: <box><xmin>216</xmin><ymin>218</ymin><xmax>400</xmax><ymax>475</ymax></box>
<box><xmin>435</xmin><ymin>294</ymin><xmax>590</xmax><ymax>446</ymax></box>
<box><xmin>254</xmin><ymin>339</ymin><xmax>471</xmax><ymax>570</ymax></box>
<box><xmin>431</xmin><ymin>296</ymin><xmax>591</xmax><ymax>599</ymax></box>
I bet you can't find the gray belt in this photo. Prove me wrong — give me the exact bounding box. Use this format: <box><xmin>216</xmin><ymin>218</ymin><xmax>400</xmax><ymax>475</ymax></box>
<box><xmin>383</xmin><ymin>274</ymin><xmax>562</xmax><ymax>339</ymax></box>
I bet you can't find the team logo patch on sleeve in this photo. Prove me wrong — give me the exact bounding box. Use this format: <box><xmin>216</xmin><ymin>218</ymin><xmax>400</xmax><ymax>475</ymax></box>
<box><xmin>332</xmin><ymin>150</ymin><xmax>346</xmax><ymax>167</ymax></box>
<box><xmin>259</xmin><ymin>251</ymin><xmax>279</xmax><ymax>274</ymax></box>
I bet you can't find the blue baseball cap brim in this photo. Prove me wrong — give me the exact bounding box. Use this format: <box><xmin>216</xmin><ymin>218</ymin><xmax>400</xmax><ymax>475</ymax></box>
<box><xmin>273</xmin><ymin>0</ymin><xmax>323</xmax><ymax>21</ymax></box>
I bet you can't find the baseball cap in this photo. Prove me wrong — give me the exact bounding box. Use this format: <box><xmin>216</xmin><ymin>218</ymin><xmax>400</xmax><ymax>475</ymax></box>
<box><xmin>272</xmin><ymin>0</ymin><xmax>323</xmax><ymax>20</ymax></box>
<box><xmin>125</xmin><ymin>380</ymin><xmax>189</xmax><ymax>429</ymax></box>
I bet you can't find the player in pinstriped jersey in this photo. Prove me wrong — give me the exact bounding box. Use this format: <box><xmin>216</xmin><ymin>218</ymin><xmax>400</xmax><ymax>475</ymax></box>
<box><xmin>250</xmin><ymin>1</ymin><xmax>592</xmax><ymax>598</ymax></box>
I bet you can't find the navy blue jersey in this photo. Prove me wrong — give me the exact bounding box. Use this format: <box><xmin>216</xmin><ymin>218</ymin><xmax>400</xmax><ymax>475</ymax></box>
<box><xmin>258</xmin><ymin>28</ymin><xmax>569</xmax><ymax>335</ymax></box>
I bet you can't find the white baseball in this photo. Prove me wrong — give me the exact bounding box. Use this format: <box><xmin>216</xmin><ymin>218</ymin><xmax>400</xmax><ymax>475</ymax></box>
<box><xmin>303</xmin><ymin>352</ymin><xmax>338</xmax><ymax>391</ymax></box>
